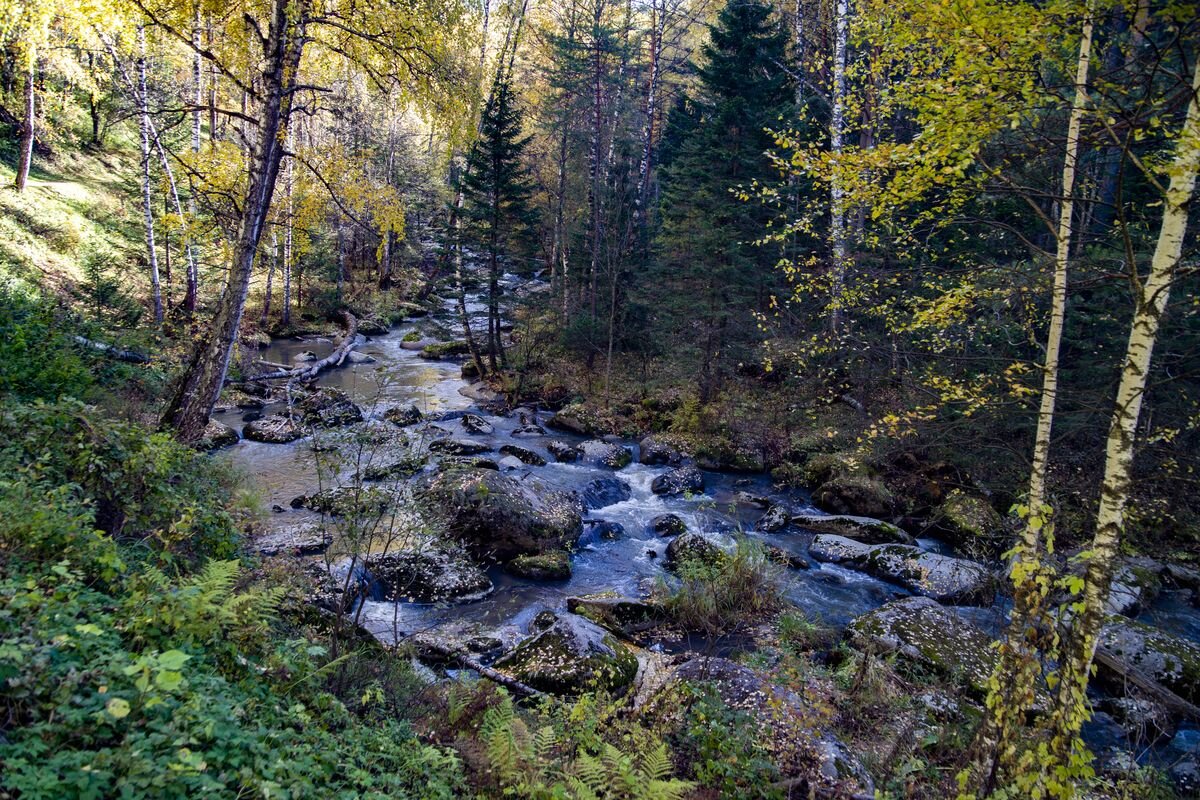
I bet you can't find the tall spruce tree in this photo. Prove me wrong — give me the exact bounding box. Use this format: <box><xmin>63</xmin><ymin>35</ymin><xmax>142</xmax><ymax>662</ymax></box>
<box><xmin>652</xmin><ymin>0</ymin><xmax>794</xmax><ymax>401</ymax></box>
<box><xmin>462</xmin><ymin>76</ymin><xmax>538</xmax><ymax>372</ymax></box>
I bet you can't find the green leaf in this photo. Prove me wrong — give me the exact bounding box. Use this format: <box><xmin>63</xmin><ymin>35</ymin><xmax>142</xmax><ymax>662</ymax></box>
<box><xmin>106</xmin><ymin>697</ymin><xmax>130</xmax><ymax>719</ymax></box>
<box><xmin>157</xmin><ymin>650</ymin><xmax>191</xmax><ymax>670</ymax></box>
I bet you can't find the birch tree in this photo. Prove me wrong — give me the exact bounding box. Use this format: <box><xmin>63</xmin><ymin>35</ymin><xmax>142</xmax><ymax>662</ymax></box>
<box><xmin>136</xmin><ymin>24</ymin><xmax>164</xmax><ymax>324</ymax></box>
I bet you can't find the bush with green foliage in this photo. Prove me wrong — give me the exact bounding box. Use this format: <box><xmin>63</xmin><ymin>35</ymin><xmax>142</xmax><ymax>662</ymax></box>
<box><xmin>662</xmin><ymin>538</ymin><xmax>783</xmax><ymax>636</ymax></box>
<box><xmin>0</xmin><ymin>279</ymin><xmax>93</xmax><ymax>401</ymax></box>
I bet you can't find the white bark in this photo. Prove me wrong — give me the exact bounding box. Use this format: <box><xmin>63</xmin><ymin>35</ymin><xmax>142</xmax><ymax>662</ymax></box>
<box><xmin>829</xmin><ymin>0</ymin><xmax>849</xmax><ymax>333</ymax></box>
<box><xmin>137</xmin><ymin>26</ymin><xmax>164</xmax><ymax>324</ymax></box>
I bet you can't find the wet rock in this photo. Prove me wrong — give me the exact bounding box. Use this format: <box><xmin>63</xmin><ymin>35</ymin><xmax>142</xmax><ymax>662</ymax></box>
<box><xmin>653</xmin><ymin>657</ymin><xmax>872</xmax><ymax>795</ymax></box>
<box><xmin>409</xmin><ymin>620</ymin><xmax>507</xmax><ymax>664</ymax></box>
<box><xmin>419</xmin><ymin>340</ymin><xmax>471</xmax><ymax>360</ymax></box>
<box><xmin>929</xmin><ymin>490</ymin><xmax>1008</xmax><ymax>557</ymax></box>
<box><xmin>649</xmin><ymin>513</ymin><xmax>687</xmax><ymax>537</ymax></box>
<box><xmin>580</xmin><ymin>476</ymin><xmax>632</xmax><ymax>510</ymax></box>
<box><xmin>461</xmin><ymin>361</ymin><xmax>480</xmax><ymax>379</ymax></box>
<box><xmin>384</xmin><ymin>404</ymin><xmax>424</xmax><ymax>427</ymax></box>
<box><xmin>196</xmin><ymin>419</ymin><xmax>240</xmax><ymax>450</ymax></box>
<box><xmin>360</xmin><ymin>455</ymin><xmax>427</xmax><ymax>481</ymax></box>
<box><xmin>242</xmin><ymin>411</ymin><xmax>263</xmax><ymax>423</ymax></box>
<box><xmin>651</xmin><ymin>466</ymin><xmax>704</xmax><ymax>496</ymax></box>
<box><xmin>764</xmin><ymin>544</ymin><xmax>808</xmax><ymax>570</ymax></box>
<box><xmin>294</xmin><ymin>350</ymin><xmax>317</xmax><ymax>362</ymax></box>
<box><xmin>512</xmin><ymin>424</ymin><xmax>547</xmax><ymax>437</ymax></box>
<box><xmin>507</xmin><ymin>550</ymin><xmax>571</xmax><ymax>581</ymax></box>
<box><xmin>547</xmin><ymin>440</ymin><xmax>582</xmax><ymax>462</ymax></box>
<box><xmin>585</xmin><ymin>520</ymin><xmax>625</xmax><ymax>540</ymax></box>
<box><xmin>297</xmin><ymin>387</ymin><xmax>363</xmax><ymax>427</ymax></box>
<box><xmin>568</xmin><ymin>593</ymin><xmax>665</xmax><ymax>637</ymax></box>
<box><xmin>580</xmin><ymin>440</ymin><xmax>633</xmax><ymax>469</ymax></box>
<box><xmin>440</xmin><ymin>456</ymin><xmax>500</xmax><ymax>471</ymax></box>
<box><xmin>735</xmin><ymin>491</ymin><xmax>773</xmax><ymax>509</ymax></box>
<box><xmin>357</xmin><ymin>318</ymin><xmax>389</xmax><ymax>336</ymax></box>
<box><xmin>1169</xmin><ymin>740</ymin><xmax>1199</xmax><ymax>796</ymax></box>
<box><xmin>499</xmin><ymin>444</ymin><xmax>547</xmax><ymax>466</ymax></box>
<box><xmin>347</xmin><ymin>350</ymin><xmax>376</xmax><ymax>364</ymax></box>
<box><xmin>255</xmin><ymin>520</ymin><xmax>333</xmax><ymax>556</ymax></box>
<box><xmin>493</xmin><ymin>614</ymin><xmax>638</xmax><ymax>694</ymax></box>
<box><xmin>1104</xmin><ymin>559</ymin><xmax>1164</xmax><ymax>617</ymax></box>
<box><xmin>532</xmin><ymin>609</ymin><xmax>559</xmax><ymax>631</ymax></box>
<box><xmin>1098</xmin><ymin>694</ymin><xmax>1176</xmax><ymax>743</ymax></box>
<box><xmin>365</xmin><ymin>548</ymin><xmax>493</xmax><ymax>603</ymax></box>
<box><xmin>546</xmin><ymin>403</ymin><xmax>602</xmax><ymax>436</ymax></box>
<box><xmin>847</xmin><ymin>596</ymin><xmax>997</xmax><ymax>696</ymax></box>
<box><xmin>244</xmin><ymin>413</ymin><xmax>304</xmax><ymax>443</ymax></box>
<box><xmin>665</xmin><ymin>533</ymin><xmax>726</xmax><ymax>570</ymax></box>
<box><xmin>291</xmin><ymin>486</ymin><xmax>393</xmax><ymax>516</ymax></box>
<box><xmin>429</xmin><ymin>438</ymin><xmax>491</xmax><ymax>456</ymax></box>
<box><xmin>809</xmin><ymin>535</ymin><xmax>994</xmax><ymax>604</ymax></box>
<box><xmin>498</xmin><ymin>455</ymin><xmax>525</xmax><ymax>470</ymax></box>
<box><xmin>791</xmin><ymin>512</ymin><xmax>912</xmax><ymax>544</ymax></box>
<box><xmin>756</xmin><ymin>505</ymin><xmax>790</xmax><ymax>532</ymax></box>
<box><xmin>638</xmin><ymin>435</ymin><xmax>685</xmax><ymax>466</ymax></box>
<box><xmin>694</xmin><ymin>446</ymin><xmax>765</xmax><ymax>473</ymax></box>
<box><xmin>812</xmin><ymin>476</ymin><xmax>895</xmax><ymax>518</ymax></box>
<box><xmin>1098</xmin><ymin>618</ymin><xmax>1200</xmax><ymax>706</ymax></box>
<box><xmin>414</xmin><ymin>467</ymin><xmax>583</xmax><ymax>561</ymax></box>
<box><xmin>461</xmin><ymin>413</ymin><xmax>494</xmax><ymax>435</ymax></box>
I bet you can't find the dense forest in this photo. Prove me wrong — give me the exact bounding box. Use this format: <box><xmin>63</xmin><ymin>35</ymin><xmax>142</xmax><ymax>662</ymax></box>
<box><xmin>1</xmin><ymin>0</ymin><xmax>1199</xmax><ymax>796</ymax></box>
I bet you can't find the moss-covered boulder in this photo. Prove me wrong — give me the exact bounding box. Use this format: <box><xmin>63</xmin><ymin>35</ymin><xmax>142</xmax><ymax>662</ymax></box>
<box><xmin>493</xmin><ymin>614</ymin><xmax>638</xmax><ymax>694</ymax></box>
<box><xmin>499</xmin><ymin>444</ymin><xmax>547</xmax><ymax>466</ymax></box>
<box><xmin>365</xmin><ymin>548</ymin><xmax>493</xmax><ymax>603</ymax></box>
<box><xmin>1098</xmin><ymin>619</ymin><xmax>1200</xmax><ymax>705</ymax></box>
<box><xmin>296</xmin><ymin>387</ymin><xmax>363</xmax><ymax>428</ymax></box>
<box><xmin>243</xmin><ymin>413</ymin><xmax>303</xmax><ymax>443</ymax></box>
<box><xmin>413</xmin><ymin>467</ymin><xmax>582</xmax><ymax>561</ymax></box>
<box><xmin>547</xmin><ymin>440</ymin><xmax>582</xmax><ymax>462</ymax></box>
<box><xmin>546</xmin><ymin>402</ymin><xmax>605</xmax><ymax>436</ymax></box>
<box><xmin>848</xmin><ymin>597</ymin><xmax>997</xmax><ymax>696</ymax></box>
<box><xmin>255</xmin><ymin>519</ymin><xmax>333</xmax><ymax>557</ymax></box>
<box><xmin>791</xmin><ymin>512</ymin><xmax>911</xmax><ymax>544</ymax></box>
<box><xmin>567</xmin><ymin>593</ymin><xmax>665</xmax><ymax>637</ymax></box>
<box><xmin>419</xmin><ymin>340</ymin><xmax>472</xmax><ymax>360</ymax></box>
<box><xmin>357</xmin><ymin>317</ymin><xmax>389</xmax><ymax>336</ymax></box>
<box><xmin>650</xmin><ymin>513</ymin><xmax>687</xmax><ymax>537</ymax></box>
<box><xmin>665</xmin><ymin>533</ymin><xmax>727</xmax><ymax>571</ymax></box>
<box><xmin>428</xmin><ymin>438</ymin><xmax>491</xmax><ymax>456</ymax></box>
<box><xmin>579</xmin><ymin>440</ymin><xmax>633</xmax><ymax>469</ymax></box>
<box><xmin>290</xmin><ymin>486</ymin><xmax>393</xmax><ymax>517</ymax></box>
<box><xmin>507</xmin><ymin>550</ymin><xmax>571</xmax><ymax>580</ymax></box>
<box><xmin>756</xmin><ymin>505</ymin><xmax>790</xmax><ymax>532</ymax></box>
<box><xmin>812</xmin><ymin>475</ymin><xmax>895</xmax><ymax>518</ymax></box>
<box><xmin>359</xmin><ymin>454</ymin><xmax>427</xmax><ymax>481</ymax></box>
<box><xmin>809</xmin><ymin>536</ymin><xmax>994</xmax><ymax>604</ymax></box>
<box><xmin>638</xmin><ymin>435</ymin><xmax>687</xmax><ymax>466</ymax></box>
<box><xmin>650</xmin><ymin>465</ymin><xmax>704</xmax><ymax>496</ymax></box>
<box><xmin>802</xmin><ymin>451</ymin><xmax>872</xmax><ymax>486</ymax></box>
<box><xmin>929</xmin><ymin>490</ymin><xmax>1008</xmax><ymax>557</ymax></box>
<box><xmin>196</xmin><ymin>419</ymin><xmax>240</xmax><ymax>451</ymax></box>
<box><xmin>384</xmin><ymin>404</ymin><xmax>423</xmax><ymax>427</ymax></box>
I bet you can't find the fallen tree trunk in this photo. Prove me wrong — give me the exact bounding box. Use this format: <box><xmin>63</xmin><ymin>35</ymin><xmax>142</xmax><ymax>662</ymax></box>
<box><xmin>250</xmin><ymin>310</ymin><xmax>358</xmax><ymax>382</ymax></box>
<box><xmin>1095</xmin><ymin>645</ymin><xmax>1200</xmax><ymax>723</ymax></box>
<box><xmin>73</xmin><ymin>335</ymin><xmax>150</xmax><ymax>363</ymax></box>
<box><xmin>413</xmin><ymin>639</ymin><xmax>544</xmax><ymax>699</ymax></box>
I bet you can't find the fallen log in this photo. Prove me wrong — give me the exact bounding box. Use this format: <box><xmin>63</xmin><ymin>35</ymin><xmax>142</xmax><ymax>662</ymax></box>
<box><xmin>1095</xmin><ymin>645</ymin><xmax>1200</xmax><ymax>723</ymax></box>
<box><xmin>250</xmin><ymin>311</ymin><xmax>358</xmax><ymax>383</ymax></box>
<box><xmin>72</xmin><ymin>335</ymin><xmax>150</xmax><ymax>364</ymax></box>
<box><xmin>413</xmin><ymin>638</ymin><xmax>544</xmax><ymax>699</ymax></box>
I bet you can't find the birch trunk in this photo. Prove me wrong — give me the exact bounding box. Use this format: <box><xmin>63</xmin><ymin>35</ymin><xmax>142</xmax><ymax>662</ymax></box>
<box><xmin>14</xmin><ymin>60</ymin><xmax>34</xmax><ymax>192</ymax></box>
<box><xmin>186</xmin><ymin>5</ymin><xmax>203</xmax><ymax>312</ymax></box>
<box><xmin>1051</xmin><ymin>53</ymin><xmax>1200</xmax><ymax>767</ymax></box>
<box><xmin>282</xmin><ymin>126</ymin><xmax>294</xmax><ymax>325</ymax></box>
<box><xmin>828</xmin><ymin>0</ymin><xmax>849</xmax><ymax>334</ymax></box>
<box><xmin>137</xmin><ymin>26</ymin><xmax>164</xmax><ymax>325</ymax></box>
<box><xmin>162</xmin><ymin>0</ymin><xmax>309</xmax><ymax>442</ymax></box>
<box><xmin>972</xmin><ymin>5</ymin><xmax>1095</xmax><ymax>790</ymax></box>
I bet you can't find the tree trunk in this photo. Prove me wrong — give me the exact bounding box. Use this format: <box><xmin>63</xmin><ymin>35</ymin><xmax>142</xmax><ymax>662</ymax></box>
<box><xmin>282</xmin><ymin>126</ymin><xmax>294</xmax><ymax>326</ymax></box>
<box><xmin>972</xmin><ymin>4</ymin><xmax>1095</xmax><ymax>791</ymax></box>
<box><xmin>828</xmin><ymin>0</ymin><xmax>849</xmax><ymax>334</ymax></box>
<box><xmin>262</xmin><ymin>229</ymin><xmax>277</xmax><ymax>324</ymax></box>
<box><xmin>14</xmin><ymin>59</ymin><xmax>35</xmax><ymax>192</ymax></box>
<box><xmin>161</xmin><ymin>0</ymin><xmax>310</xmax><ymax>443</ymax></box>
<box><xmin>1050</xmin><ymin>53</ymin><xmax>1200</xmax><ymax>770</ymax></box>
<box><xmin>186</xmin><ymin>5</ymin><xmax>203</xmax><ymax>313</ymax></box>
<box><xmin>137</xmin><ymin>26</ymin><xmax>164</xmax><ymax>325</ymax></box>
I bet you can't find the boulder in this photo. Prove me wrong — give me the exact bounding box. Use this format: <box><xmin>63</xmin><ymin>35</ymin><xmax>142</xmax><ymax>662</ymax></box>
<box><xmin>429</xmin><ymin>438</ymin><xmax>491</xmax><ymax>456</ymax></box>
<box><xmin>499</xmin><ymin>444</ymin><xmax>547</xmax><ymax>466</ymax></box>
<box><xmin>440</xmin><ymin>456</ymin><xmax>500</xmax><ymax>471</ymax></box>
<box><xmin>413</xmin><ymin>467</ymin><xmax>583</xmax><ymax>561</ymax></box>
<box><xmin>347</xmin><ymin>350</ymin><xmax>376</xmax><ymax>364</ymax></box>
<box><xmin>579</xmin><ymin>440</ymin><xmax>633</xmax><ymax>469</ymax></box>
<box><xmin>809</xmin><ymin>535</ymin><xmax>994</xmax><ymax>604</ymax></box>
<box><xmin>1104</xmin><ymin>559</ymin><xmax>1164</xmax><ymax>617</ymax></box>
<box><xmin>735</xmin><ymin>491</ymin><xmax>774</xmax><ymax>509</ymax></box>
<box><xmin>802</xmin><ymin>451</ymin><xmax>872</xmax><ymax>486</ymax></box>
<box><xmin>255</xmin><ymin>519</ymin><xmax>333</xmax><ymax>556</ymax></box>
<box><xmin>665</xmin><ymin>533</ymin><xmax>726</xmax><ymax>571</ymax></box>
<box><xmin>291</xmin><ymin>486</ymin><xmax>392</xmax><ymax>517</ymax></box>
<box><xmin>243</xmin><ymin>413</ymin><xmax>304</xmax><ymax>443</ymax></box>
<box><xmin>812</xmin><ymin>476</ymin><xmax>895</xmax><ymax>518</ymax></box>
<box><xmin>294</xmin><ymin>350</ymin><xmax>317</xmax><ymax>362</ymax></box>
<box><xmin>649</xmin><ymin>513</ymin><xmax>687</xmax><ymax>537</ymax></box>
<box><xmin>651</xmin><ymin>466</ymin><xmax>704</xmax><ymax>496</ymax></box>
<box><xmin>419</xmin><ymin>340</ymin><xmax>471</xmax><ymax>360</ymax></box>
<box><xmin>585</xmin><ymin>520</ymin><xmax>625</xmax><ymax>540</ymax></box>
<box><xmin>929</xmin><ymin>490</ymin><xmax>1008</xmax><ymax>557</ymax></box>
<box><xmin>507</xmin><ymin>550</ymin><xmax>571</xmax><ymax>580</ymax></box>
<box><xmin>498</xmin><ymin>455</ymin><xmax>525</xmax><ymax>470</ymax></box>
<box><xmin>847</xmin><ymin>597</ymin><xmax>997</xmax><ymax>696</ymax></box>
<box><xmin>384</xmin><ymin>404</ymin><xmax>424</xmax><ymax>427</ymax></box>
<box><xmin>357</xmin><ymin>318</ymin><xmax>389</xmax><ymax>336</ymax></box>
<box><xmin>580</xmin><ymin>476</ymin><xmax>632</xmax><ymax>510</ymax></box>
<box><xmin>763</xmin><ymin>544</ymin><xmax>809</xmax><ymax>570</ymax></box>
<box><xmin>547</xmin><ymin>440</ymin><xmax>582</xmax><ymax>462</ymax></box>
<box><xmin>654</xmin><ymin>657</ymin><xmax>872</xmax><ymax>794</ymax></box>
<box><xmin>546</xmin><ymin>403</ymin><xmax>601</xmax><ymax>436</ymax></box>
<box><xmin>512</xmin><ymin>424</ymin><xmax>547</xmax><ymax>437</ymax></box>
<box><xmin>461</xmin><ymin>413</ymin><xmax>494</xmax><ymax>435</ymax></box>
<box><xmin>493</xmin><ymin>614</ymin><xmax>638</xmax><ymax>694</ymax></box>
<box><xmin>409</xmin><ymin>621</ymin><xmax>508</xmax><ymax>664</ymax></box>
<box><xmin>638</xmin><ymin>435</ymin><xmax>685</xmax><ymax>466</ymax></box>
<box><xmin>197</xmin><ymin>419</ymin><xmax>240</xmax><ymax>450</ymax></box>
<box><xmin>756</xmin><ymin>505</ymin><xmax>790</xmax><ymax>532</ymax></box>
<box><xmin>791</xmin><ymin>512</ymin><xmax>912</xmax><ymax>544</ymax></box>
<box><xmin>567</xmin><ymin>593</ymin><xmax>665</xmax><ymax>637</ymax></box>
<box><xmin>297</xmin><ymin>387</ymin><xmax>363</xmax><ymax>428</ymax></box>
<box><xmin>365</xmin><ymin>548</ymin><xmax>493</xmax><ymax>603</ymax></box>
<box><xmin>1098</xmin><ymin>619</ymin><xmax>1200</xmax><ymax>706</ymax></box>
<box><xmin>360</xmin><ymin>454</ymin><xmax>427</xmax><ymax>481</ymax></box>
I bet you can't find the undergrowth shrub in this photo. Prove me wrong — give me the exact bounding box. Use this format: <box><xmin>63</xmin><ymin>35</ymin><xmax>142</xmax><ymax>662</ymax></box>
<box><xmin>0</xmin><ymin>279</ymin><xmax>93</xmax><ymax>401</ymax></box>
<box><xmin>662</xmin><ymin>538</ymin><xmax>783</xmax><ymax>636</ymax></box>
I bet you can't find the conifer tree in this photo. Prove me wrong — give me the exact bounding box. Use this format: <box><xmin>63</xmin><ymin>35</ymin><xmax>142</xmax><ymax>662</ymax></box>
<box><xmin>652</xmin><ymin>0</ymin><xmax>794</xmax><ymax>400</ymax></box>
<box><xmin>462</xmin><ymin>76</ymin><xmax>538</xmax><ymax>372</ymax></box>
